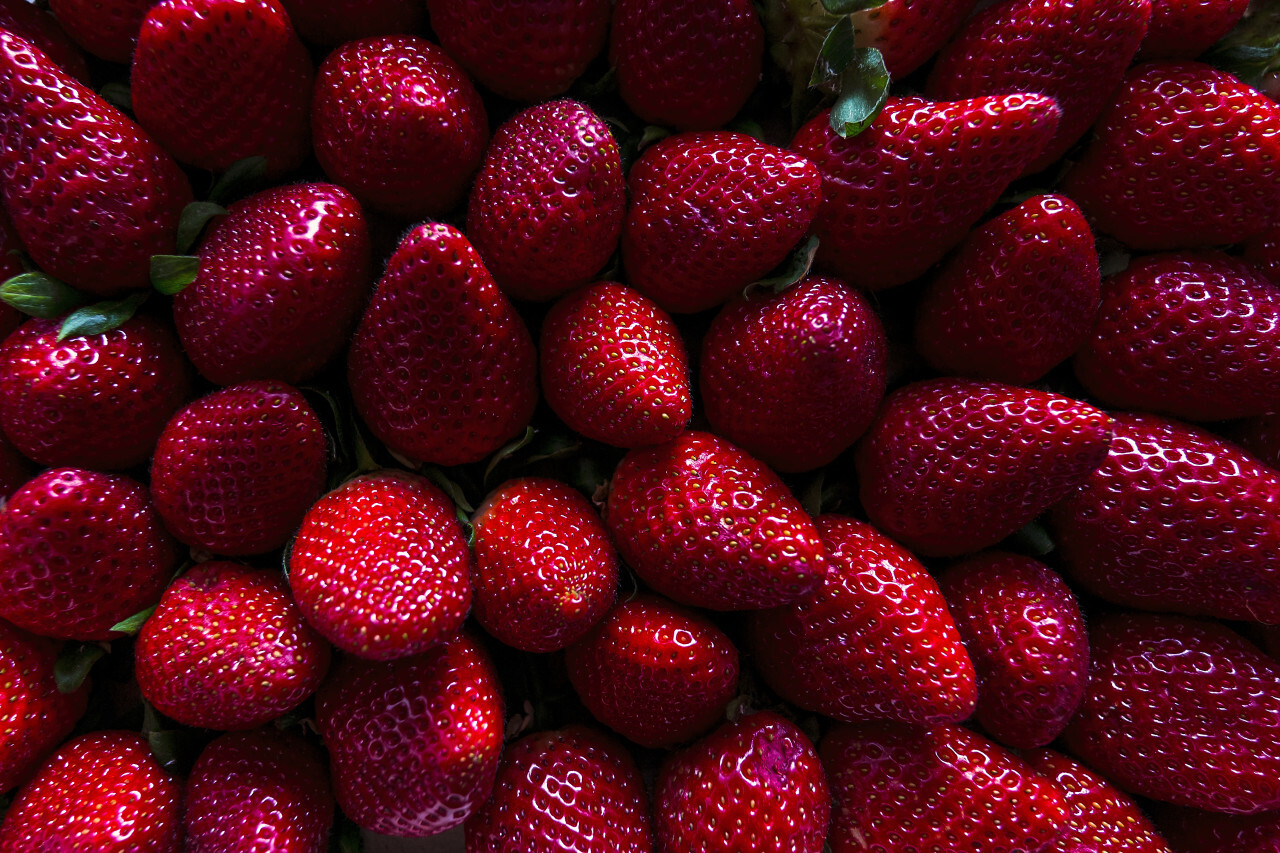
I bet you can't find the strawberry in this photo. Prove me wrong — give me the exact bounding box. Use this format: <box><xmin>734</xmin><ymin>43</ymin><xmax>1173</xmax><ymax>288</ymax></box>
<box><xmin>0</xmin><ymin>206</ymin><xmax>23</xmax><ymax>340</ymax></box>
<box><xmin>1232</xmin><ymin>413</ymin><xmax>1280</xmax><ymax>470</ymax></box>
<box><xmin>1138</xmin><ymin>0</ymin><xmax>1249</xmax><ymax>59</ymax></box>
<box><xmin>938</xmin><ymin>552</ymin><xmax>1089</xmax><ymax>749</ymax></box>
<box><xmin>855</xmin><ymin>379</ymin><xmax>1112</xmax><ymax>557</ymax></box>
<box><xmin>465</xmin><ymin>725</ymin><xmax>655</xmax><ymax>852</ymax></box>
<box><xmin>279</xmin><ymin>0</ymin><xmax>423</xmax><ymax>46</ymax></box>
<box><xmin>0</xmin><ymin>433</ymin><xmax>32</xmax><ymax>497</ymax></box>
<box><xmin>428</xmin><ymin>0</ymin><xmax>612</xmax><ymax>101</ymax></box>
<box><xmin>0</xmin><ymin>315</ymin><xmax>190</xmax><ymax>471</ymax></box>
<box><xmin>653</xmin><ymin>711</ymin><xmax>831</xmax><ymax>853</ymax></box>
<box><xmin>150</xmin><ymin>381</ymin><xmax>327</xmax><ymax>556</ymax></box>
<box><xmin>184</xmin><ymin>728</ymin><xmax>334</xmax><ymax>853</ymax></box>
<box><xmin>748</xmin><ymin>515</ymin><xmax>977</xmax><ymax>726</ymax></box>
<box><xmin>312</xmin><ymin>36</ymin><xmax>489</xmax><ymax>220</ymax></box>
<box><xmin>540</xmin><ymin>282</ymin><xmax>691</xmax><ymax>448</ymax></box>
<box><xmin>1062</xmin><ymin>61</ymin><xmax>1280</xmax><ymax>250</ymax></box>
<box><xmin>0</xmin><ymin>0</ymin><xmax>90</xmax><ymax>83</ymax></box>
<box><xmin>471</xmin><ymin>477</ymin><xmax>618</xmax><ymax>653</ymax></box>
<box><xmin>316</xmin><ymin>632</ymin><xmax>504</xmax><ymax>837</ymax></box>
<box><xmin>1062</xmin><ymin>613</ymin><xmax>1280</xmax><ymax>814</ymax></box>
<box><xmin>850</xmin><ymin>0</ymin><xmax>981</xmax><ymax>76</ymax></box>
<box><xmin>47</xmin><ymin>0</ymin><xmax>154</xmax><ymax>63</ymax></box>
<box><xmin>621</xmin><ymin>131</ymin><xmax>823</xmax><ymax>314</ymax></box>
<box><xmin>0</xmin><ymin>468</ymin><xmax>176</xmax><ymax>641</ymax></box>
<box><xmin>0</xmin><ymin>31</ymin><xmax>191</xmax><ymax>296</ymax></box>
<box><xmin>1157</xmin><ymin>806</ymin><xmax>1280</xmax><ymax>853</ymax></box>
<box><xmin>467</xmin><ymin>99</ymin><xmax>625</xmax><ymax>302</ymax></box>
<box><xmin>701</xmin><ymin>276</ymin><xmax>887</xmax><ymax>473</ymax></box>
<box><xmin>1076</xmin><ymin>252</ymin><xmax>1280</xmax><ymax>422</ymax></box>
<box><xmin>914</xmin><ymin>194</ymin><xmax>1100</xmax><ymax>385</ymax></box>
<box><xmin>822</xmin><ymin>721</ymin><xmax>1068</xmax><ymax>853</ymax></box>
<box><xmin>347</xmin><ymin>223</ymin><xmax>538</xmax><ymax>466</ymax></box>
<box><xmin>0</xmin><ymin>731</ymin><xmax>183</xmax><ymax>852</ymax></box>
<box><xmin>791</xmin><ymin>94</ymin><xmax>1061</xmax><ymax>291</ymax></box>
<box><xmin>1049</xmin><ymin>412</ymin><xmax>1280</xmax><ymax>623</ymax></box>
<box><xmin>610</xmin><ymin>0</ymin><xmax>763</xmax><ymax>130</ymax></box>
<box><xmin>565</xmin><ymin>594</ymin><xmax>739</xmax><ymax>749</ymax></box>
<box><xmin>604</xmin><ymin>430</ymin><xmax>827</xmax><ymax>610</ymax></box>
<box><xmin>174</xmin><ymin>182</ymin><xmax>372</xmax><ymax>386</ymax></box>
<box><xmin>1247</xmin><ymin>227</ymin><xmax>1280</xmax><ymax>283</ymax></box>
<box><xmin>288</xmin><ymin>471</ymin><xmax>473</xmax><ymax>661</ymax></box>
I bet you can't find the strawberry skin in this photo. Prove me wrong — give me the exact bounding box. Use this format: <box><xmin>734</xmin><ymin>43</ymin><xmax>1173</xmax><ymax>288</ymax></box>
<box><xmin>701</xmin><ymin>276</ymin><xmax>888</xmax><ymax>473</ymax></box>
<box><xmin>47</xmin><ymin>0</ymin><xmax>153</xmax><ymax>63</ymax></box>
<box><xmin>621</xmin><ymin>131</ymin><xmax>823</xmax><ymax>314</ymax></box>
<box><xmin>280</xmin><ymin>0</ymin><xmax>423</xmax><ymax>45</ymax></box>
<box><xmin>748</xmin><ymin>515</ymin><xmax>977</xmax><ymax>726</ymax></box>
<box><xmin>0</xmin><ymin>0</ymin><xmax>90</xmax><ymax>83</ymax></box>
<box><xmin>855</xmin><ymin>380</ymin><xmax>1112</xmax><ymax>557</ymax></box>
<box><xmin>851</xmin><ymin>0</ymin><xmax>980</xmax><ymax>76</ymax></box>
<box><xmin>1138</xmin><ymin>0</ymin><xmax>1248</xmax><ymax>59</ymax></box>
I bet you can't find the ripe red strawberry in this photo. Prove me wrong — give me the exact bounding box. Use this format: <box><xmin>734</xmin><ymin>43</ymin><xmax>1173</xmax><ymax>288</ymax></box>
<box><xmin>654</xmin><ymin>711</ymin><xmax>830</xmax><ymax>853</ymax></box>
<box><xmin>1138</xmin><ymin>0</ymin><xmax>1248</xmax><ymax>59</ymax></box>
<box><xmin>428</xmin><ymin>0</ymin><xmax>612</xmax><ymax>101</ymax></box>
<box><xmin>312</xmin><ymin>36</ymin><xmax>488</xmax><ymax>220</ymax></box>
<box><xmin>701</xmin><ymin>276</ymin><xmax>887</xmax><ymax>473</ymax></box>
<box><xmin>0</xmin><ymin>31</ymin><xmax>191</xmax><ymax>295</ymax></box>
<box><xmin>610</xmin><ymin>0</ymin><xmax>763</xmax><ymax>130</ymax></box>
<box><xmin>938</xmin><ymin>552</ymin><xmax>1089</xmax><ymax>749</ymax></box>
<box><xmin>621</xmin><ymin>131</ymin><xmax>822</xmax><ymax>314</ymax></box>
<box><xmin>0</xmin><ymin>0</ymin><xmax>90</xmax><ymax>83</ymax></box>
<box><xmin>565</xmin><ymin>595</ymin><xmax>739</xmax><ymax>749</ymax></box>
<box><xmin>1050</xmin><ymin>412</ymin><xmax>1280</xmax><ymax>623</ymax></box>
<box><xmin>915</xmin><ymin>194</ymin><xmax>1100</xmax><ymax>385</ymax></box>
<box><xmin>1157</xmin><ymin>806</ymin><xmax>1280</xmax><ymax>853</ymax></box>
<box><xmin>1232</xmin><ymin>414</ymin><xmax>1280</xmax><ymax>471</ymax></box>
<box><xmin>150</xmin><ymin>381</ymin><xmax>327</xmax><ymax>556</ymax></box>
<box><xmin>184</xmin><ymin>728</ymin><xmax>335</xmax><ymax>853</ymax></box>
<box><xmin>289</xmin><ymin>471</ymin><xmax>473</xmax><ymax>661</ymax></box>
<box><xmin>0</xmin><ymin>315</ymin><xmax>190</xmax><ymax>470</ymax></box>
<box><xmin>1247</xmin><ymin>227</ymin><xmax>1280</xmax><ymax>282</ymax></box>
<box><xmin>540</xmin><ymin>282</ymin><xmax>691</xmax><ymax>448</ymax></box>
<box><xmin>0</xmin><ymin>468</ymin><xmax>176</xmax><ymax>641</ymax></box>
<box><xmin>0</xmin><ymin>731</ymin><xmax>183</xmax><ymax>852</ymax></box>
<box><xmin>175</xmin><ymin>182</ymin><xmax>372</xmax><ymax>386</ymax></box>
<box><xmin>316</xmin><ymin>632</ymin><xmax>504</xmax><ymax>836</ymax></box>
<box><xmin>280</xmin><ymin>0</ymin><xmax>422</xmax><ymax>45</ymax></box>
<box><xmin>467</xmin><ymin>99</ymin><xmax>625</xmax><ymax>302</ymax></box>
<box><xmin>822</xmin><ymin>721</ymin><xmax>1068</xmax><ymax>853</ymax></box>
<box><xmin>605</xmin><ymin>430</ymin><xmax>826</xmax><ymax>610</ymax></box>
<box><xmin>850</xmin><ymin>0</ymin><xmax>981</xmax><ymax>76</ymax></box>
<box><xmin>1063</xmin><ymin>61</ymin><xmax>1280</xmax><ymax>250</ymax></box>
<box><xmin>1063</xmin><ymin>613</ymin><xmax>1280</xmax><ymax>814</ymax></box>
<box><xmin>749</xmin><ymin>515</ymin><xmax>976</xmax><ymax>726</ymax></box>
<box><xmin>0</xmin><ymin>434</ymin><xmax>32</xmax><ymax>497</ymax></box>
<box><xmin>855</xmin><ymin>380</ymin><xmax>1112</xmax><ymax>557</ymax></box>
<box><xmin>47</xmin><ymin>0</ymin><xmax>153</xmax><ymax>63</ymax></box>
<box><xmin>471</xmin><ymin>477</ymin><xmax>617</xmax><ymax>653</ymax></box>
<box><xmin>465</xmin><ymin>725</ymin><xmax>655</xmax><ymax>852</ymax></box>
<box><xmin>347</xmin><ymin>223</ymin><xmax>538</xmax><ymax>466</ymax></box>
<box><xmin>792</xmin><ymin>94</ymin><xmax>1061</xmax><ymax>290</ymax></box>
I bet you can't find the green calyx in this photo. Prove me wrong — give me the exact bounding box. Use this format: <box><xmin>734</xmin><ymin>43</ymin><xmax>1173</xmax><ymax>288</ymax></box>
<box><xmin>0</xmin><ymin>271</ymin><xmax>86</xmax><ymax>318</ymax></box>
<box><xmin>57</xmin><ymin>292</ymin><xmax>149</xmax><ymax>341</ymax></box>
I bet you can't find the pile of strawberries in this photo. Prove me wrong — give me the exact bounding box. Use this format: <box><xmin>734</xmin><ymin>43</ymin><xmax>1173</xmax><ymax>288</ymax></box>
<box><xmin>0</xmin><ymin>0</ymin><xmax>1278</xmax><ymax>850</ymax></box>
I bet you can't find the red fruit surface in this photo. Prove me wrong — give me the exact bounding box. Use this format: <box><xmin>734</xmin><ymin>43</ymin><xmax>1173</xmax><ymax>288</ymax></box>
<box><xmin>1158</xmin><ymin>806</ymin><xmax>1280</xmax><ymax>853</ymax></box>
<box><xmin>280</xmin><ymin>0</ymin><xmax>422</xmax><ymax>45</ymax></box>
<box><xmin>1246</xmin><ymin>227</ymin><xmax>1280</xmax><ymax>282</ymax></box>
<box><xmin>0</xmin><ymin>433</ymin><xmax>32</xmax><ymax>497</ymax></box>
<box><xmin>48</xmin><ymin>0</ymin><xmax>154</xmax><ymax>63</ymax></box>
<box><xmin>851</xmin><ymin>0</ymin><xmax>980</xmax><ymax>76</ymax></box>
<box><xmin>1138</xmin><ymin>0</ymin><xmax>1248</xmax><ymax>59</ymax></box>
<box><xmin>0</xmin><ymin>0</ymin><xmax>90</xmax><ymax>82</ymax></box>
<box><xmin>1232</xmin><ymin>414</ymin><xmax>1280</xmax><ymax>471</ymax></box>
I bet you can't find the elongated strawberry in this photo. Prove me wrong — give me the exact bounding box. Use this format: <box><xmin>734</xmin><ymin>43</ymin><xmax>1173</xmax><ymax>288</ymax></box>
<box><xmin>1138</xmin><ymin>0</ymin><xmax>1248</xmax><ymax>59</ymax></box>
<box><xmin>47</xmin><ymin>0</ymin><xmax>153</xmax><ymax>63</ymax></box>
<box><xmin>1157</xmin><ymin>806</ymin><xmax>1280</xmax><ymax>853</ymax></box>
<box><xmin>0</xmin><ymin>434</ymin><xmax>32</xmax><ymax>497</ymax></box>
<box><xmin>0</xmin><ymin>0</ymin><xmax>90</xmax><ymax>82</ymax></box>
<box><xmin>279</xmin><ymin>0</ymin><xmax>422</xmax><ymax>45</ymax></box>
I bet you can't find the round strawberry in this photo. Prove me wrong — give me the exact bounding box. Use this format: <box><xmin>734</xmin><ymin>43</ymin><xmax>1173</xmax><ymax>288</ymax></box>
<box><xmin>0</xmin><ymin>0</ymin><xmax>90</xmax><ymax>83</ymax></box>
<box><xmin>0</xmin><ymin>433</ymin><xmax>32</xmax><ymax>497</ymax></box>
<box><xmin>46</xmin><ymin>0</ymin><xmax>154</xmax><ymax>63</ymax></box>
<box><xmin>280</xmin><ymin>0</ymin><xmax>423</xmax><ymax>45</ymax></box>
<box><xmin>1138</xmin><ymin>0</ymin><xmax>1248</xmax><ymax>59</ymax></box>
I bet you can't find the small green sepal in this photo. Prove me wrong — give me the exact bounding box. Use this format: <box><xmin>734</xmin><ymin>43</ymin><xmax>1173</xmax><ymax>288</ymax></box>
<box><xmin>108</xmin><ymin>604</ymin><xmax>156</xmax><ymax>636</ymax></box>
<box><xmin>54</xmin><ymin>642</ymin><xmax>106</xmax><ymax>694</ymax></box>
<box><xmin>0</xmin><ymin>272</ymin><xmax>86</xmax><ymax>318</ymax></box>
<box><xmin>176</xmin><ymin>202</ymin><xmax>228</xmax><ymax>254</ymax></box>
<box><xmin>209</xmin><ymin>156</ymin><xmax>268</xmax><ymax>206</ymax></box>
<box><xmin>57</xmin><ymin>292</ymin><xmax>149</xmax><ymax>341</ymax></box>
<box><xmin>151</xmin><ymin>255</ymin><xmax>200</xmax><ymax>295</ymax></box>
<box><xmin>745</xmin><ymin>235</ymin><xmax>820</xmax><ymax>297</ymax></box>
<box><xmin>829</xmin><ymin>46</ymin><xmax>890</xmax><ymax>138</ymax></box>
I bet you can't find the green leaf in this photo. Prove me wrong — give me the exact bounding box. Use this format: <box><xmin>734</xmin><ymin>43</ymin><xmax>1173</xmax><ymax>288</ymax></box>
<box><xmin>175</xmin><ymin>202</ymin><xmax>227</xmax><ymax>254</ymax></box>
<box><xmin>55</xmin><ymin>643</ymin><xmax>105</xmax><ymax>694</ymax></box>
<box><xmin>0</xmin><ymin>272</ymin><xmax>86</xmax><ymax>318</ymax></box>
<box><xmin>810</xmin><ymin>16</ymin><xmax>858</xmax><ymax>88</ymax></box>
<box><xmin>151</xmin><ymin>255</ymin><xmax>200</xmax><ymax>295</ymax></box>
<box><xmin>423</xmin><ymin>466</ymin><xmax>474</xmax><ymax>514</ymax></box>
<box><xmin>484</xmin><ymin>427</ymin><xmax>536</xmax><ymax>485</ymax></box>
<box><xmin>1204</xmin><ymin>3</ymin><xmax>1280</xmax><ymax>88</ymax></box>
<box><xmin>147</xmin><ymin>729</ymin><xmax>184</xmax><ymax>774</ymax></box>
<box><xmin>729</xmin><ymin>118</ymin><xmax>766</xmax><ymax>140</ymax></box>
<box><xmin>830</xmin><ymin>47</ymin><xmax>890</xmax><ymax>138</ymax></box>
<box><xmin>637</xmin><ymin>125</ymin><xmax>670</xmax><ymax>151</ymax></box>
<box><xmin>1007</xmin><ymin>519</ymin><xmax>1055</xmax><ymax>557</ymax></box>
<box><xmin>109</xmin><ymin>605</ymin><xmax>156</xmax><ymax>636</ymax></box>
<box><xmin>333</xmin><ymin>813</ymin><xmax>364</xmax><ymax>853</ymax></box>
<box><xmin>745</xmin><ymin>235</ymin><xmax>820</xmax><ymax>296</ymax></box>
<box><xmin>98</xmin><ymin>81</ymin><xmax>132</xmax><ymax>112</ymax></box>
<box><xmin>57</xmin><ymin>292</ymin><xmax>148</xmax><ymax>341</ymax></box>
<box><xmin>821</xmin><ymin>0</ymin><xmax>887</xmax><ymax>14</ymax></box>
<box><xmin>800</xmin><ymin>470</ymin><xmax>825</xmax><ymax>518</ymax></box>
<box><xmin>209</xmin><ymin>155</ymin><xmax>268</xmax><ymax>206</ymax></box>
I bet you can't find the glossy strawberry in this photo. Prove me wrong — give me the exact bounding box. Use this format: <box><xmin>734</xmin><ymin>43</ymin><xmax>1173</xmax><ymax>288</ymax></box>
<box><xmin>289</xmin><ymin>471</ymin><xmax>473</xmax><ymax>661</ymax></box>
<box><xmin>621</xmin><ymin>131</ymin><xmax>822</xmax><ymax>314</ymax></box>
<box><xmin>605</xmin><ymin>431</ymin><xmax>826</xmax><ymax>610</ymax></box>
<box><xmin>855</xmin><ymin>380</ymin><xmax>1112</xmax><ymax>557</ymax></box>
<box><xmin>0</xmin><ymin>0</ymin><xmax>89</xmax><ymax>82</ymax></box>
<box><xmin>850</xmin><ymin>0</ymin><xmax>981</xmax><ymax>75</ymax></box>
<box><xmin>701</xmin><ymin>276</ymin><xmax>887</xmax><ymax>473</ymax></box>
<box><xmin>48</xmin><ymin>0</ymin><xmax>154</xmax><ymax>63</ymax></box>
<box><xmin>150</xmin><ymin>381</ymin><xmax>327</xmax><ymax>556</ymax></box>
<box><xmin>1247</xmin><ymin>227</ymin><xmax>1280</xmax><ymax>283</ymax></box>
<box><xmin>347</xmin><ymin>223</ymin><xmax>538</xmax><ymax>466</ymax></box>
<box><xmin>1138</xmin><ymin>0</ymin><xmax>1248</xmax><ymax>59</ymax></box>
<box><xmin>792</xmin><ymin>94</ymin><xmax>1061</xmax><ymax>290</ymax></box>
<box><xmin>540</xmin><ymin>282</ymin><xmax>691</xmax><ymax>448</ymax></box>
<box><xmin>565</xmin><ymin>595</ymin><xmax>739</xmax><ymax>749</ymax></box>
<box><xmin>467</xmin><ymin>99</ymin><xmax>625</xmax><ymax>301</ymax></box>
<box><xmin>279</xmin><ymin>0</ymin><xmax>422</xmax><ymax>45</ymax></box>
<box><xmin>1157</xmin><ymin>806</ymin><xmax>1280</xmax><ymax>853</ymax></box>
<box><xmin>0</xmin><ymin>434</ymin><xmax>32</xmax><ymax>497</ymax></box>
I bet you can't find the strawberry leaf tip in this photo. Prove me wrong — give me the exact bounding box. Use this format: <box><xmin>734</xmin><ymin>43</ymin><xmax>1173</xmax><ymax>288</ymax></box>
<box><xmin>745</xmin><ymin>234</ymin><xmax>820</xmax><ymax>296</ymax></box>
<box><xmin>820</xmin><ymin>0</ymin><xmax>887</xmax><ymax>17</ymax></box>
<box><xmin>150</xmin><ymin>255</ymin><xmax>200</xmax><ymax>295</ymax></box>
<box><xmin>54</xmin><ymin>642</ymin><xmax>106</xmax><ymax>694</ymax></box>
<box><xmin>98</xmin><ymin>81</ymin><xmax>132</xmax><ymax>113</ymax></box>
<box><xmin>810</xmin><ymin>16</ymin><xmax>858</xmax><ymax>88</ymax></box>
<box><xmin>208</xmin><ymin>155</ymin><xmax>268</xmax><ymax>206</ymax></box>
<box><xmin>176</xmin><ymin>201</ymin><xmax>228</xmax><ymax>254</ymax></box>
<box><xmin>830</xmin><ymin>46</ymin><xmax>889</xmax><ymax>138</ymax></box>
<box><xmin>57</xmin><ymin>292</ymin><xmax>149</xmax><ymax>342</ymax></box>
<box><xmin>109</xmin><ymin>604</ymin><xmax>157</xmax><ymax>636</ymax></box>
<box><xmin>0</xmin><ymin>271</ymin><xmax>86</xmax><ymax>318</ymax></box>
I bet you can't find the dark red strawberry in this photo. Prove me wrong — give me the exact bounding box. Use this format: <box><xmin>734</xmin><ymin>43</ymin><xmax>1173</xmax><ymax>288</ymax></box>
<box><xmin>280</xmin><ymin>0</ymin><xmax>422</xmax><ymax>45</ymax></box>
<box><xmin>540</xmin><ymin>282</ymin><xmax>691</xmax><ymax>448</ymax></box>
<box><xmin>150</xmin><ymin>381</ymin><xmax>327</xmax><ymax>556</ymax></box>
<box><xmin>465</xmin><ymin>726</ymin><xmax>655</xmax><ymax>852</ymax></box>
<box><xmin>467</xmin><ymin>99</ymin><xmax>625</xmax><ymax>302</ymax></box>
<box><xmin>47</xmin><ymin>0</ymin><xmax>154</xmax><ymax>63</ymax></box>
<box><xmin>610</xmin><ymin>0</ymin><xmax>763</xmax><ymax>130</ymax></box>
<box><xmin>850</xmin><ymin>0</ymin><xmax>981</xmax><ymax>76</ymax></box>
<box><xmin>175</xmin><ymin>182</ymin><xmax>372</xmax><ymax>386</ymax></box>
<box><xmin>565</xmin><ymin>595</ymin><xmax>739</xmax><ymax>749</ymax></box>
<box><xmin>0</xmin><ymin>206</ymin><xmax>23</xmax><ymax>340</ymax></box>
<box><xmin>914</xmin><ymin>194</ymin><xmax>1101</xmax><ymax>385</ymax></box>
<box><xmin>0</xmin><ymin>468</ymin><xmax>176</xmax><ymax>641</ymax></box>
<box><xmin>855</xmin><ymin>380</ymin><xmax>1112</xmax><ymax>557</ymax></box>
<box><xmin>316</xmin><ymin>632</ymin><xmax>504</xmax><ymax>836</ymax></box>
<box><xmin>749</xmin><ymin>515</ymin><xmax>976</xmax><ymax>726</ymax></box>
<box><xmin>0</xmin><ymin>315</ymin><xmax>190</xmax><ymax>471</ymax></box>
<box><xmin>289</xmin><ymin>471</ymin><xmax>473</xmax><ymax>660</ymax></box>
<box><xmin>1138</xmin><ymin>0</ymin><xmax>1249</xmax><ymax>59</ymax></box>
<box><xmin>347</xmin><ymin>223</ymin><xmax>538</xmax><ymax>466</ymax></box>
<box><xmin>0</xmin><ymin>434</ymin><xmax>32</xmax><ymax>497</ymax></box>
<box><xmin>792</xmin><ymin>94</ymin><xmax>1061</xmax><ymax>290</ymax></box>
<box><xmin>0</xmin><ymin>0</ymin><xmax>90</xmax><ymax>83</ymax></box>
<box><xmin>621</xmin><ymin>131</ymin><xmax>822</xmax><ymax>314</ymax></box>
<box><xmin>605</xmin><ymin>430</ymin><xmax>826</xmax><ymax>610</ymax></box>
<box><xmin>701</xmin><ymin>276</ymin><xmax>887</xmax><ymax>473</ymax></box>
<box><xmin>1232</xmin><ymin>414</ymin><xmax>1280</xmax><ymax>470</ymax></box>
<box><xmin>312</xmin><ymin>36</ymin><xmax>489</xmax><ymax>220</ymax></box>
<box><xmin>1158</xmin><ymin>806</ymin><xmax>1280</xmax><ymax>853</ymax></box>
<box><xmin>0</xmin><ymin>31</ymin><xmax>191</xmax><ymax>295</ymax></box>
